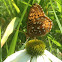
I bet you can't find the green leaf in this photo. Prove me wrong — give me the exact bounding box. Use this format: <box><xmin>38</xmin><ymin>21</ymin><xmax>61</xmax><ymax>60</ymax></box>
<box><xmin>1</xmin><ymin>17</ymin><xmax>20</xmax><ymax>47</ymax></box>
<box><xmin>8</xmin><ymin>0</ymin><xmax>15</xmax><ymax>15</ymax></box>
<box><xmin>7</xmin><ymin>0</ymin><xmax>31</xmax><ymax>56</ymax></box>
<box><xmin>36</xmin><ymin>0</ymin><xmax>41</xmax><ymax>4</ymax></box>
<box><xmin>50</xmin><ymin>0</ymin><xmax>62</xmax><ymax>33</ymax></box>
<box><xmin>48</xmin><ymin>35</ymin><xmax>61</xmax><ymax>47</ymax></box>
<box><xmin>11</xmin><ymin>0</ymin><xmax>20</xmax><ymax>13</ymax></box>
<box><xmin>2</xmin><ymin>0</ymin><xmax>11</xmax><ymax>15</ymax></box>
<box><xmin>48</xmin><ymin>36</ymin><xmax>52</xmax><ymax>52</ymax></box>
<box><xmin>7</xmin><ymin>29</ymin><xmax>19</xmax><ymax>56</ymax></box>
<box><xmin>55</xmin><ymin>30</ymin><xmax>61</xmax><ymax>33</ymax></box>
<box><xmin>20</xmin><ymin>1</ymin><xmax>31</xmax><ymax>7</ymax></box>
<box><xmin>56</xmin><ymin>1</ymin><xmax>61</xmax><ymax>12</ymax></box>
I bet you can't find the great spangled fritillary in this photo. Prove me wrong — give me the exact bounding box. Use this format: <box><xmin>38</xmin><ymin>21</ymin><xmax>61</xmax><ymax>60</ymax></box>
<box><xmin>27</xmin><ymin>3</ymin><xmax>52</xmax><ymax>38</ymax></box>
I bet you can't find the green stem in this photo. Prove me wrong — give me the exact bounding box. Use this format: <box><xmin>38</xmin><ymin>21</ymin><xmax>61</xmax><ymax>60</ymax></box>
<box><xmin>17</xmin><ymin>0</ymin><xmax>31</xmax><ymax>30</ymax></box>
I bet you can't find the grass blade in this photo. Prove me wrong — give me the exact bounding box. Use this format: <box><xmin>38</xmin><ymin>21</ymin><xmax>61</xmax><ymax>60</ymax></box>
<box><xmin>56</xmin><ymin>1</ymin><xmax>61</xmax><ymax>12</ymax></box>
<box><xmin>7</xmin><ymin>29</ymin><xmax>19</xmax><ymax>56</ymax></box>
<box><xmin>2</xmin><ymin>0</ymin><xmax>11</xmax><ymax>15</ymax></box>
<box><xmin>50</xmin><ymin>0</ymin><xmax>62</xmax><ymax>33</ymax></box>
<box><xmin>48</xmin><ymin>35</ymin><xmax>61</xmax><ymax>47</ymax></box>
<box><xmin>11</xmin><ymin>0</ymin><xmax>20</xmax><ymax>14</ymax></box>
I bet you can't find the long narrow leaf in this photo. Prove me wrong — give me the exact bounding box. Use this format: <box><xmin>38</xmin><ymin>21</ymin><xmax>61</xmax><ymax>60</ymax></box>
<box><xmin>8</xmin><ymin>0</ymin><xmax>15</xmax><ymax>15</ymax></box>
<box><xmin>11</xmin><ymin>0</ymin><xmax>20</xmax><ymax>13</ymax></box>
<box><xmin>7</xmin><ymin>29</ymin><xmax>19</xmax><ymax>56</ymax></box>
<box><xmin>7</xmin><ymin>0</ymin><xmax>31</xmax><ymax>56</ymax></box>
<box><xmin>20</xmin><ymin>1</ymin><xmax>31</xmax><ymax>7</ymax></box>
<box><xmin>2</xmin><ymin>0</ymin><xmax>11</xmax><ymax>15</ymax></box>
<box><xmin>56</xmin><ymin>1</ymin><xmax>61</xmax><ymax>12</ymax></box>
<box><xmin>1</xmin><ymin>17</ymin><xmax>20</xmax><ymax>47</ymax></box>
<box><xmin>50</xmin><ymin>0</ymin><xmax>62</xmax><ymax>33</ymax></box>
<box><xmin>48</xmin><ymin>35</ymin><xmax>61</xmax><ymax>47</ymax></box>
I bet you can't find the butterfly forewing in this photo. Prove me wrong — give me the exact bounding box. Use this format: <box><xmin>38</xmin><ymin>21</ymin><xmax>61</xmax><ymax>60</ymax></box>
<box><xmin>28</xmin><ymin>3</ymin><xmax>45</xmax><ymax>22</ymax></box>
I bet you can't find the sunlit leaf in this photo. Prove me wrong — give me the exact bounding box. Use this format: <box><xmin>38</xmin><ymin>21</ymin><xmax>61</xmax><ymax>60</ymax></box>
<box><xmin>56</xmin><ymin>1</ymin><xmax>61</xmax><ymax>12</ymax></box>
<box><xmin>55</xmin><ymin>30</ymin><xmax>61</xmax><ymax>33</ymax></box>
<box><xmin>1</xmin><ymin>17</ymin><xmax>20</xmax><ymax>47</ymax></box>
<box><xmin>11</xmin><ymin>0</ymin><xmax>20</xmax><ymax>13</ymax></box>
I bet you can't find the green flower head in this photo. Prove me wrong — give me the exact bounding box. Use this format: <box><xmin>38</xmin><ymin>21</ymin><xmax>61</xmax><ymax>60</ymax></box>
<box><xmin>26</xmin><ymin>39</ymin><xmax>46</xmax><ymax>56</ymax></box>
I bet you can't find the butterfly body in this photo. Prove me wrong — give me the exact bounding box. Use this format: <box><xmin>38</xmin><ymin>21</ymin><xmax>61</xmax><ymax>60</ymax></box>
<box><xmin>27</xmin><ymin>3</ymin><xmax>52</xmax><ymax>38</ymax></box>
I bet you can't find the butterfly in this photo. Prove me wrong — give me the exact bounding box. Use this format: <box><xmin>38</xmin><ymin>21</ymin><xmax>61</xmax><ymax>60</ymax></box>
<box><xmin>27</xmin><ymin>3</ymin><xmax>52</xmax><ymax>38</ymax></box>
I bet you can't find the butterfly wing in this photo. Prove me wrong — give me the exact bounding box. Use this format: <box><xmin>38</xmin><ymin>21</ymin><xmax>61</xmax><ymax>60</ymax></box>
<box><xmin>28</xmin><ymin>3</ymin><xmax>45</xmax><ymax>22</ymax></box>
<box><xmin>27</xmin><ymin>16</ymin><xmax>52</xmax><ymax>37</ymax></box>
<box><xmin>39</xmin><ymin>16</ymin><xmax>52</xmax><ymax>35</ymax></box>
<box><xmin>27</xmin><ymin>3</ymin><xmax>52</xmax><ymax>38</ymax></box>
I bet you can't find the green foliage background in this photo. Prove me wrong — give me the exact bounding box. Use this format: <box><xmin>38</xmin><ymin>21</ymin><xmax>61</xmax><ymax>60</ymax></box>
<box><xmin>0</xmin><ymin>0</ymin><xmax>62</xmax><ymax>61</ymax></box>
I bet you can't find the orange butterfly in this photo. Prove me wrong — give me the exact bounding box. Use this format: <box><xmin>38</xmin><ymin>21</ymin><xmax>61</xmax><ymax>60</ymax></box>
<box><xmin>27</xmin><ymin>3</ymin><xmax>52</xmax><ymax>38</ymax></box>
